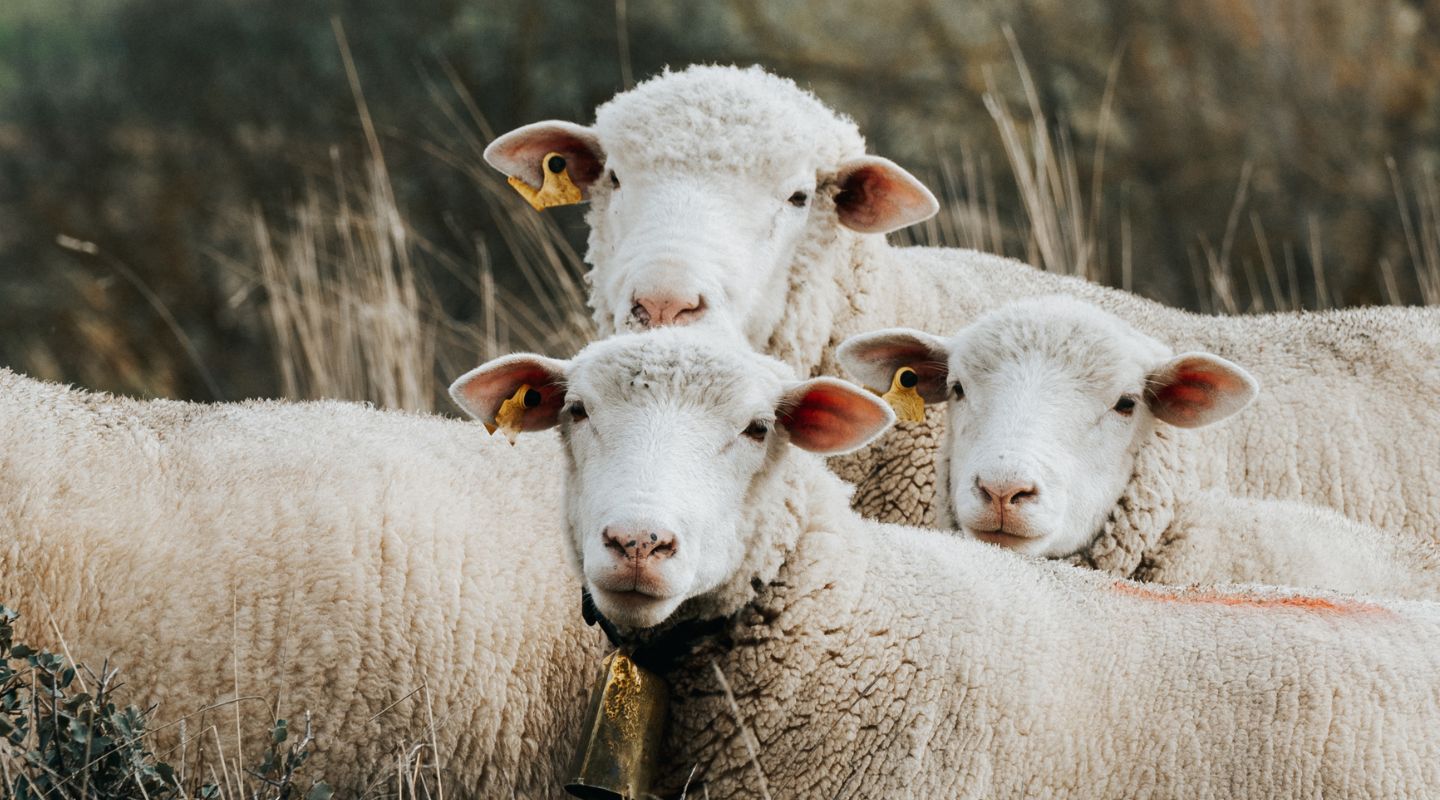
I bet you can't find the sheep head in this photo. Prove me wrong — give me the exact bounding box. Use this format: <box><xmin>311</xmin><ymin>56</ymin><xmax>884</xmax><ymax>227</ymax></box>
<box><xmin>450</xmin><ymin>328</ymin><xmax>893</xmax><ymax>631</ymax></box>
<box><xmin>484</xmin><ymin>65</ymin><xmax>938</xmax><ymax>351</ymax></box>
<box><xmin>839</xmin><ymin>296</ymin><xmax>1258</xmax><ymax>558</ymax></box>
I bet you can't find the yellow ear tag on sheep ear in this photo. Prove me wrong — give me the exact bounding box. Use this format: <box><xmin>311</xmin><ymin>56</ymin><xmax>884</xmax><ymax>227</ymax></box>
<box><xmin>507</xmin><ymin>151</ymin><xmax>584</xmax><ymax>211</ymax></box>
<box><xmin>882</xmin><ymin>367</ymin><xmax>925</xmax><ymax>423</ymax></box>
<box><xmin>487</xmin><ymin>384</ymin><xmax>542</xmax><ymax>445</ymax></box>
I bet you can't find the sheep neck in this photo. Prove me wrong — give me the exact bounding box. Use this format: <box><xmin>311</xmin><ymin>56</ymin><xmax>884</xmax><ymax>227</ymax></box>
<box><xmin>670</xmin><ymin>451</ymin><xmax>844</xmax><ymax>630</ymax></box>
<box><xmin>1069</xmin><ymin>427</ymin><xmax>1192</xmax><ymax>577</ymax></box>
<box><xmin>762</xmin><ymin>227</ymin><xmax>877</xmax><ymax>376</ymax></box>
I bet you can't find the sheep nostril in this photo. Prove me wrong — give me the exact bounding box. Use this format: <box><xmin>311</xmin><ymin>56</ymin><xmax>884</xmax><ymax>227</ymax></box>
<box><xmin>671</xmin><ymin>297</ymin><xmax>707</xmax><ymax>325</ymax></box>
<box><xmin>630</xmin><ymin>303</ymin><xmax>652</xmax><ymax>327</ymax></box>
<box><xmin>602</xmin><ymin>526</ymin><xmax>678</xmax><ymax>561</ymax></box>
<box><xmin>975</xmin><ymin>477</ymin><xmax>1038</xmax><ymax>508</ymax></box>
<box><xmin>974</xmin><ymin>478</ymin><xmax>992</xmax><ymax>503</ymax></box>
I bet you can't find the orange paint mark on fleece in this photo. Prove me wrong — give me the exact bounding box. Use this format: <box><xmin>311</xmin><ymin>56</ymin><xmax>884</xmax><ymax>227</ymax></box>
<box><xmin>1113</xmin><ymin>581</ymin><xmax>1391</xmax><ymax>616</ymax></box>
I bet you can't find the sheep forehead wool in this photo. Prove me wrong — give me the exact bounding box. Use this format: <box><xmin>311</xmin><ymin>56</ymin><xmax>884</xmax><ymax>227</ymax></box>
<box><xmin>566</xmin><ymin>326</ymin><xmax>792</xmax><ymax>415</ymax></box>
<box><xmin>592</xmin><ymin>64</ymin><xmax>866</xmax><ymax>180</ymax></box>
<box><xmin>950</xmin><ymin>296</ymin><xmax>1171</xmax><ymax>395</ymax></box>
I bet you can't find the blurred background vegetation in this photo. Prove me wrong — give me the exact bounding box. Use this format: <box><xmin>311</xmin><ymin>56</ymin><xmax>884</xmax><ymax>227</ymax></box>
<box><xmin>2</xmin><ymin>0</ymin><xmax>1438</xmax><ymax>405</ymax></box>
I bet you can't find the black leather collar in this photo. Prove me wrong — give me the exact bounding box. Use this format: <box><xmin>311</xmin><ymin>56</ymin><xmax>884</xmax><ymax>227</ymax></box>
<box><xmin>581</xmin><ymin>589</ymin><xmax>730</xmax><ymax>674</ymax></box>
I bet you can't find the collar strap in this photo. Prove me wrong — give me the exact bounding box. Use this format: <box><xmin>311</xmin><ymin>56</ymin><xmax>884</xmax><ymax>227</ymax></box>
<box><xmin>580</xmin><ymin>589</ymin><xmax>730</xmax><ymax>674</ymax></box>
<box><xmin>580</xmin><ymin>588</ymin><xmax>625</xmax><ymax>647</ymax></box>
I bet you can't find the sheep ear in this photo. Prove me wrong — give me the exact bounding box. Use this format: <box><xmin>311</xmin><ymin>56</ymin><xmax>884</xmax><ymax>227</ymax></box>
<box><xmin>449</xmin><ymin>354</ymin><xmax>570</xmax><ymax>433</ymax></box>
<box><xmin>777</xmin><ymin>377</ymin><xmax>896</xmax><ymax>455</ymax></box>
<box><xmin>1146</xmin><ymin>353</ymin><xmax>1259</xmax><ymax>429</ymax></box>
<box><xmin>484</xmin><ymin>121</ymin><xmax>606</xmax><ymax>197</ymax></box>
<box><xmin>836</xmin><ymin>328</ymin><xmax>951</xmax><ymax>404</ymax></box>
<box><xmin>832</xmin><ymin>156</ymin><xmax>939</xmax><ymax>234</ymax></box>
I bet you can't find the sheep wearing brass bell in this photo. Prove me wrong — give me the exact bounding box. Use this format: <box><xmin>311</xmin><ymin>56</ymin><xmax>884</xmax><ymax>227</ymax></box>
<box><xmin>455</xmin><ymin>328</ymin><xmax>1440</xmax><ymax>799</ymax></box>
<box><xmin>0</xmin><ymin>366</ymin><xmax>606</xmax><ymax>797</ymax></box>
<box><xmin>484</xmin><ymin>64</ymin><xmax>1440</xmax><ymax>543</ymax></box>
<box><xmin>840</xmin><ymin>297</ymin><xmax>1440</xmax><ymax>599</ymax></box>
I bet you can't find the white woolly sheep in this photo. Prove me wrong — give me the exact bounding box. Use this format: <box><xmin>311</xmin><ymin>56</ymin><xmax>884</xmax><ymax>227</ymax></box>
<box><xmin>840</xmin><ymin>296</ymin><xmax>1440</xmax><ymax>597</ymax></box>
<box><xmin>484</xmin><ymin>64</ymin><xmax>1440</xmax><ymax>539</ymax></box>
<box><xmin>0</xmin><ymin>368</ymin><xmax>603</xmax><ymax>797</ymax></box>
<box><xmin>458</xmin><ymin>327</ymin><xmax>1440</xmax><ymax>799</ymax></box>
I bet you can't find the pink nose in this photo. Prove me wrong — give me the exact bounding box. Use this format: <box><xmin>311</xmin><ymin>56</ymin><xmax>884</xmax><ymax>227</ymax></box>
<box><xmin>975</xmin><ymin>477</ymin><xmax>1039</xmax><ymax>513</ymax></box>
<box><xmin>602</xmin><ymin>526</ymin><xmax>678</xmax><ymax>563</ymax></box>
<box><xmin>631</xmin><ymin>293</ymin><xmax>704</xmax><ymax>327</ymax></box>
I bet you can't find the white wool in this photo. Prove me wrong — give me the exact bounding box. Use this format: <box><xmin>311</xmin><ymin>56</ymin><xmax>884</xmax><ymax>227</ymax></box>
<box><xmin>1071</xmin><ymin>425</ymin><xmax>1440</xmax><ymax>599</ymax></box>
<box><xmin>489</xmin><ymin>64</ymin><xmax>1440</xmax><ymax>541</ymax></box>
<box><xmin>534</xmin><ymin>332</ymin><xmax>1440</xmax><ymax>798</ymax></box>
<box><xmin>0</xmin><ymin>368</ymin><xmax>602</xmax><ymax>796</ymax></box>
<box><xmin>843</xmin><ymin>296</ymin><xmax>1440</xmax><ymax>597</ymax></box>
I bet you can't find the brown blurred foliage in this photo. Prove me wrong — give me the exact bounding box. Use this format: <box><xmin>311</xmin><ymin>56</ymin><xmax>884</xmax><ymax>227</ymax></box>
<box><xmin>1</xmin><ymin>0</ymin><xmax>1437</xmax><ymax>401</ymax></box>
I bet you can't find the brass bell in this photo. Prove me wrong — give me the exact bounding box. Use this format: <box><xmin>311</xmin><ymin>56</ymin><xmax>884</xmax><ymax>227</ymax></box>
<box><xmin>565</xmin><ymin>651</ymin><xmax>669</xmax><ymax>800</ymax></box>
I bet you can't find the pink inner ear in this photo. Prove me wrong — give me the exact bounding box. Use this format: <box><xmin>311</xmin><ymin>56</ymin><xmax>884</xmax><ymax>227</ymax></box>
<box><xmin>837</xmin><ymin>168</ymin><xmax>886</xmax><ymax>231</ymax></box>
<box><xmin>780</xmin><ymin>381</ymin><xmax>891</xmax><ymax>454</ymax></box>
<box><xmin>840</xmin><ymin>333</ymin><xmax>950</xmax><ymax>403</ymax></box>
<box><xmin>1149</xmin><ymin>362</ymin><xmax>1247</xmax><ymax>426</ymax></box>
<box><xmin>489</xmin><ymin>126</ymin><xmax>604</xmax><ymax>189</ymax></box>
<box><xmin>835</xmin><ymin>159</ymin><xmax>937</xmax><ymax>234</ymax></box>
<box><xmin>859</xmin><ymin>340</ymin><xmax>934</xmax><ymax>367</ymax></box>
<box><xmin>455</xmin><ymin>360</ymin><xmax>565</xmax><ymax>431</ymax></box>
<box><xmin>1151</xmin><ymin>374</ymin><xmax>1214</xmax><ymax>425</ymax></box>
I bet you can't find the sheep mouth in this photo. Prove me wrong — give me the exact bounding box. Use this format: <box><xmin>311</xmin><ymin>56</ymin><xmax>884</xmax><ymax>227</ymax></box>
<box><xmin>589</xmin><ymin>583</ymin><xmax>676</xmax><ymax>608</ymax></box>
<box><xmin>967</xmin><ymin>527</ymin><xmax>1044</xmax><ymax>548</ymax></box>
<box><xmin>587</xmin><ymin>584</ymin><xmax>686</xmax><ymax>629</ymax></box>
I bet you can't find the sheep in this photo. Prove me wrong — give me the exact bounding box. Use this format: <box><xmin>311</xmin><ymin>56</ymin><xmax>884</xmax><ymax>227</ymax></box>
<box><xmin>458</xmin><ymin>326</ymin><xmax>1440</xmax><ymax>799</ymax></box>
<box><xmin>839</xmin><ymin>296</ymin><xmax>1440</xmax><ymax>597</ymax></box>
<box><xmin>0</xmin><ymin>367</ymin><xmax>603</xmax><ymax>797</ymax></box>
<box><xmin>484</xmin><ymin>63</ymin><xmax>1440</xmax><ymax>540</ymax></box>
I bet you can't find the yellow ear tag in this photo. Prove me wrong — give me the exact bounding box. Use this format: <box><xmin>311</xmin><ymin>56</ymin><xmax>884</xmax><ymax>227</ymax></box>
<box><xmin>881</xmin><ymin>367</ymin><xmax>925</xmax><ymax>423</ymax></box>
<box><xmin>507</xmin><ymin>151</ymin><xmax>585</xmax><ymax>211</ymax></box>
<box><xmin>486</xmin><ymin>383</ymin><xmax>542</xmax><ymax>445</ymax></box>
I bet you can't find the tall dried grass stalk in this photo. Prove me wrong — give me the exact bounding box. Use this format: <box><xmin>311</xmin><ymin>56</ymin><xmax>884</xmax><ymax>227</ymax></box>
<box><xmin>254</xmin><ymin>41</ymin><xmax>1439</xmax><ymax>413</ymax></box>
<box><xmin>255</xmin><ymin>26</ymin><xmax>591</xmax><ymax>413</ymax></box>
<box><xmin>1388</xmin><ymin>157</ymin><xmax>1440</xmax><ymax>305</ymax></box>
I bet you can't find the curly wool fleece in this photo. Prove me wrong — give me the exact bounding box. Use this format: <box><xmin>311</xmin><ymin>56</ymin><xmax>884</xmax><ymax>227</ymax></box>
<box><xmin>0</xmin><ymin>368</ymin><xmax>604</xmax><ymax>797</ymax></box>
<box><xmin>1072</xmin><ymin>428</ymin><xmax>1440</xmax><ymax>598</ymax></box>
<box><xmin>561</xmin><ymin>65</ymin><xmax>1440</xmax><ymax>538</ymax></box>
<box><xmin>654</xmin><ymin>432</ymin><xmax>1440</xmax><ymax>798</ymax></box>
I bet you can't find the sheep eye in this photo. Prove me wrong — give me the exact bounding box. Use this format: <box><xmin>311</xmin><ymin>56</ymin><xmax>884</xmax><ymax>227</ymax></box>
<box><xmin>566</xmin><ymin>402</ymin><xmax>588</xmax><ymax>421</ymax></box>
<box><xmin>952</xmin><ymin>383</ymin><xmax>965</xmax><ymax>400</ymax></box>
<box><xmin>609</xmin><ymin>171</ymin><xmax>620</xmax><ymax>189</ymax></box>
<box><xmin>787</xmin><ymin>190</ymin><xmax>808</xmax><ymax>207</ymax></box>
<box><xmin>1113</xmin><ymin>395</ymin><xmax>1137</xmax><ymax>416</ymax></box>
<box><xmin>742</xmin><ymin>420</ymin><xmax>769</xmax><ymax>441</ymax></box>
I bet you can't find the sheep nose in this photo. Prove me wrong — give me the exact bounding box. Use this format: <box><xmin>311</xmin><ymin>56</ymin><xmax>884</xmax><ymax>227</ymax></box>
<box><xmin>975</xmin><ymin>476</ymin><xmax>1039</xmax><ymax>510</ymax></box>
<box><xmin>631</xmin><ymin>292</ymin><xmax>705</xmax><ymax>327</ymax></box>
<box><xmin>602</xmin><ymin>526</ymin><xmax>678</xmax><ymax>562</ymax></box>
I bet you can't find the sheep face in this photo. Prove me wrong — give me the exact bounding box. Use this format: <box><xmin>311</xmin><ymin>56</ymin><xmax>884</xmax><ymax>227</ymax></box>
<box><xmin>450</xmin><ymin>328</ymin><xmax>893</xmax><ymax>630</ymax></box>
<box><xmin>838</xmin><ymin>297</ymin><xmax>1258</xmax><ymax>558</ymax></box>
<box><xmin>484</xmin><ymin>65</ymin><xmax>938</xmax><ymax>348</ymax></box>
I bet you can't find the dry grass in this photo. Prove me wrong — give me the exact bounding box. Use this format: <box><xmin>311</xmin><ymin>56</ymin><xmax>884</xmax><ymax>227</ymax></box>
<box><xmin>253</xmin><ymin>48</ymin><xmax>1440</xmax><ymax>414</ymax></box>
<box><xmin>254</xmin><ymin>24</ymin><xmax>591</xmax><ymax>413</ymax></box>
<box><xmin>1386</xmin><ymin>158</ymin><xmax>1440</xmax><ymax>306</ymax></box>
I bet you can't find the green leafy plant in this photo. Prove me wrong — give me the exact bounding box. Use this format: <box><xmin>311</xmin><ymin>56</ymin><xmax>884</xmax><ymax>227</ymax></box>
<box><xmin>0</xmin><ymin>603</ymin><xmax>332</xmax><ymax>800</ymax></box>
<box><xmin>0</xmin><ymin>603</ymin><xmax>179</xmax><ymax>799</ymax></box>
